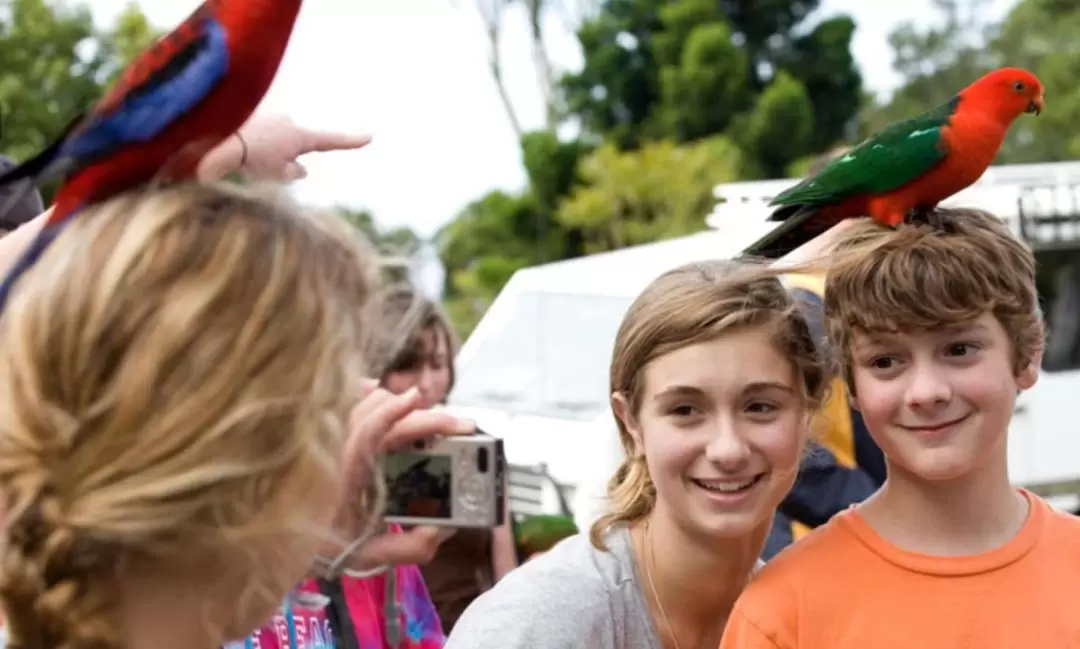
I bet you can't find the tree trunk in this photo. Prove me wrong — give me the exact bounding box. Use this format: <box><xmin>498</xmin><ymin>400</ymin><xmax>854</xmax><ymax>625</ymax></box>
<box><xmin>475</xmin><ymin>0</ymin><xmax>525</xmax><ymax>139</ymax></box>
<box><xmin>487</xmin><ymin>22</ymin><xmax>525</xmax><ymax>139</ymax></box>
<box><xmin>524</xmin><ymin>0</ymin><xmax>557</xmax><ymax>132</ymax></box>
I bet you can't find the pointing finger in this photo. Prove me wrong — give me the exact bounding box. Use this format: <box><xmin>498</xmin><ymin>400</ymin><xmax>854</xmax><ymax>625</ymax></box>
<box><xmin>304</xmin><ymin>131</ymin><xmax>373</xmax><ymax>153</ymax></box>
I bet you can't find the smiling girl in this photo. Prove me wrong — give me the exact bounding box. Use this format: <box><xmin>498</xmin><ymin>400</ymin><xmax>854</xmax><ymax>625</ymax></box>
<box><xmin>443</xmin><ymin>261</ymin><xmax>827</xmax><ymax>649</ymax></box>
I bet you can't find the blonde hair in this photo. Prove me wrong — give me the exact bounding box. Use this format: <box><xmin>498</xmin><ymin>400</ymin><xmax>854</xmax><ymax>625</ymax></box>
<box><xmin>822</xmin><ymin>208</ymin><xmax>1044</xmax><ymax>390</ymax></box>
<box><xmin>589</xmin><ymin>261</ymin><xmax>827</xmax><ymax>548</ymax></box>
<box><xmin>0</xmin><ymin>183</ymin><xmax>378</xmax><ymax>649</ymax></box>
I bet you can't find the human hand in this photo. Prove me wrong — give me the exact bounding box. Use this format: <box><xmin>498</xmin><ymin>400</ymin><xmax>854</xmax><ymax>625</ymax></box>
<box><xmin>198</xmin><ymin>114</ymin><xmax>372</xmax><ymax>182</ymax></box>
<box><xmin>344</xmin><ymin>381</ymin><xmax>475</xmax><ymax>482</ymax></box>
<box><xmin>343</xmin><ymin>525</ymin><xmax>456</xmax><ymax>577</ymax></box>
<box><xmin>321</xmin><ymin>382</ymin><xmax>474</xmax><ymax>576</ymax></box>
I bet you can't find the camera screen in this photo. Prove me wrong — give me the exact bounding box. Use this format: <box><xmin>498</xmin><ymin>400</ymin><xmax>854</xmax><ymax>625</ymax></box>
<box><xmin>384</xmin><ymin>452</ymin><xmax>452</xmax><ymax>519</ymax></box>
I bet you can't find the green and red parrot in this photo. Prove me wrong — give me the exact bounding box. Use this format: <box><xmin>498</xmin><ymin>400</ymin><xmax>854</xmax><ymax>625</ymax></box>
<box><xmin>0</xmin><ymin>0</ymin><xmax>304</xmax><ymax>308</ymax></box>
<box><xmin>744</xmin><ymin>67</ymin><xmax>1045</xmax><ymax>259</ymax></box>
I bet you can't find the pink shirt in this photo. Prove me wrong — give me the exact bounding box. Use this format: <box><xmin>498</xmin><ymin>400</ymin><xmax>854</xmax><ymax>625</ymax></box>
<box><xmin>235</xmin><ymin>525</ymin><xmax>445</xmax><ymax>649</ymax></box>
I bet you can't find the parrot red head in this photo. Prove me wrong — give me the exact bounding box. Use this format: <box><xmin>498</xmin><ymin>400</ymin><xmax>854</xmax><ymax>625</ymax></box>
<box><xmin>961</xmin><ymin>67</ymin><xmax>1045</xmax><ymax>124</ymax></box>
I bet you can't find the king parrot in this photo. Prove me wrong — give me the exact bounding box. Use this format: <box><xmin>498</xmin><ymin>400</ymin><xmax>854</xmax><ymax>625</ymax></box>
<box><xmin>0</xmin><ymin>0</ymin><xmax>304</xmax><ymax>308</ymax></box>
<box><xmin>743</xmin><ymin>67</ymin><xmax>1045</xmax><ymax>259</ymax></box>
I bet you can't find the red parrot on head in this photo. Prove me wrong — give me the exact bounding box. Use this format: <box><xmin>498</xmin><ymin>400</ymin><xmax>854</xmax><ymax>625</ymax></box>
<box><xmin>0</xmin><ymin>0</ymin><xmax>304</xmax><ymax>307</ymax></box>
<box><xmin>744</xmin><ymin>67</ymin><xmax>1045</xmax><ymax>258</ymax></box>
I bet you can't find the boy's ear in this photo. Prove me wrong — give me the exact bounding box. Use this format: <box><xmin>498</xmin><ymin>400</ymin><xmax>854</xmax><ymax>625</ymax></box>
<box><xmin>1016</xmin><ymin>345</ymin><xmax>1042</xmax><ymax>391</ymax></box>
<box><xmin>847</xmin><ymin>391</ymin><xmax>861</xmax><ymax>412</ymax></box>
<box><xmin>843</xmin><ymin>368</ymin><xmax>861</xmax><ymax>412</ymax></box>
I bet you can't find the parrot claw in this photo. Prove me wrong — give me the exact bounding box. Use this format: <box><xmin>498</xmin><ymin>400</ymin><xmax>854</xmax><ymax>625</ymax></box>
<box><xmin>903</xmin><ymin>207</ymin><xmax>941</xmax><ymax>228</ymax></box>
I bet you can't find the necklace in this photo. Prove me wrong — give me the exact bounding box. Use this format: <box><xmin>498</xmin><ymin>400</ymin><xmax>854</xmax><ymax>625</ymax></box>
<box><xmin>643</xmin><ymin>522</ymin><xmax>683</xmax><ymax>649</ymax></box>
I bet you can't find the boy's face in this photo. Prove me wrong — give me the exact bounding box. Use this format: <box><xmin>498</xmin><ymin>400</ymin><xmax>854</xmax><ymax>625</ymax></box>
<box><xmin>848</xmin><ymin>312</ymin><xmax>1039</xmax><ymax>482</ymax></box>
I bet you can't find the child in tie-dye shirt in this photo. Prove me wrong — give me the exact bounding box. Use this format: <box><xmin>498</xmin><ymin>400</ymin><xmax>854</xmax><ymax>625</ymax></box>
<box><xmin>234</xmin><ymin>525</ymin><xmax>445</xmax><ymax>649</ymax></box>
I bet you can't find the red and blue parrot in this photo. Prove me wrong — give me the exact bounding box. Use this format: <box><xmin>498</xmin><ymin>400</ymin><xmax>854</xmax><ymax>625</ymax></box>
<box><xmin>0</xmin><ymin>0</ymin><xmax>304</xmax><ymax>307</ymax></box>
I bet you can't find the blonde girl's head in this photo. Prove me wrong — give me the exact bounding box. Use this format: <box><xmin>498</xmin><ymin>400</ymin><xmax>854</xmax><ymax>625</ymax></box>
<box><xmin>590</xmin><ymin>261</ymin><xmax>827</xmax><ymax>548</ymax></box>
<box><xmin>0</xmin><ymin>183</ymin><xmax>377</xmax><ymax>649</ymax></box>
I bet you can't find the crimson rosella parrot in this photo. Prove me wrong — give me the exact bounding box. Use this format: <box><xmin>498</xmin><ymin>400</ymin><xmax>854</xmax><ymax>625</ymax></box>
<box><xmin>743</xmin><ymin>67</ymin><xmax>1044</xmax><ymax>259</ymax></box>
<box><xmin>0</xmin><ymin>0</ymin><xmax>304</xmax><ymax>308</ymax></box>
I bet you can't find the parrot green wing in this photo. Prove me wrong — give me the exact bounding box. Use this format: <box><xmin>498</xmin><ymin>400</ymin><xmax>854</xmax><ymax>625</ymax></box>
<box><xmin>770</xmin><ymin>96</ymin><xmax>961</xmax><ymax>207</ymax></box>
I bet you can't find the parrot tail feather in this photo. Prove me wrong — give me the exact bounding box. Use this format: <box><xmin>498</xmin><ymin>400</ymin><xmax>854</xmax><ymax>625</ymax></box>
<box><xmin>0</xmin><ymin>180</ymin><xmax>44</xmax><ymax>229</ymax></box>
<box><xmin>0</xmin><ymin>116</ymin><xmax>84</xmax><ymax>226</ymax></box>
<box><xmin>0</xmin><ymin>112</ymin><xmax>84</xmax><ymax>190</ymax></box>
<box><xmin>742</xmin><ymin>207</ymin><xmax>829</xmax><ymax>260</ymax></box>
<box><xmin>768</xmin><ymin>203</ymin><xmax>812</xmax><ymax>223</ymax></box>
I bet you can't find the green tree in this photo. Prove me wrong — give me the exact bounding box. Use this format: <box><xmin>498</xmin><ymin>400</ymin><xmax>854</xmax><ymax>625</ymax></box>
<box><xmin>0</xmin><ymin>0</ymin><xmax>158</xmax><ymax>158</ymax></box>
<box><xmin>436</xmin><ymin>129</ymin><xmax>591</xmax><ymax>338</ymax></box>
<box><xmin>0</xmin><ymin>0</ymin><xmax>157</xmax><ymax>199</ymax></box>
<box><xmin>340</xmin><ymin>207</ymin><xmax>422</xmax><ymax>256</ymax></box>
<box><xmin>990</xmin><ymin>0</ymin><xmax>1080</xmax><ymax>162</ymax></box>
<box><xmin>340</xmin><ymin>207</ymin><xmax>382</xmax><ymax>244</ymax></box>
<box><xmin>558</xmin><ymin>0</ymin><xmax>663</xmax><ymax>148</ymax></box>
<box><xmin>779</xmin><ymin>15</ymin><xmax>861</xmax><ymax>152</ymax></box>
<box><xmin>339</xmin><ymin>207</ymin><xmax>424</xmax><ymax>285</ymax></box>
<box><xmin>556</xmin><ymin>135</ymin><xmax>743</xmax><ymax>252</ymax></box>
<box><xmin>652</xmin><ymin>1</ymin><xmax>751</xmax><ymax>142</ymax></box>
<box><xmin>729</xmin><ymin>70</ymin><xmax>814</xmax><ymax>179</ymax></box>
<box><xmin>437</xmin><ymin>190</ymin><xmax>545</xmax><ymax>337</ymax></box>
<box><xmin>559</xmin><ymin>0</ymin><xmax>861</xmax><ymax>169</ymax></box>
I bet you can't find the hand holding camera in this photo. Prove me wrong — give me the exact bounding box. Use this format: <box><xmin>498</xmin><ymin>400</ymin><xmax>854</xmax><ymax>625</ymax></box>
<box><xmin>329</xmin><ymin>381</ymin><xmax>474</xmax><ymax>574</ymax></box>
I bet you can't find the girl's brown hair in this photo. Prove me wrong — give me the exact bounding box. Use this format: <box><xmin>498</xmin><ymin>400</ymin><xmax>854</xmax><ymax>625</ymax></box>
<box><xmin>0</xmin><ymin>183</ymin><xmax>378</xmax><ymax>649</ymax></box>
<box><xmin>589</xmin><ymin>261</ymin><xmax>827</xmax><ymax>549</ymax></box>
<box><xmin>365</xmin><ymin>283</ymin><xmax>458</xmax><ymax>393</ymax></box>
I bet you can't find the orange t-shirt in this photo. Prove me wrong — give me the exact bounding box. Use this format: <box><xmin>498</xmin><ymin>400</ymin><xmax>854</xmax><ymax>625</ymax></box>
<box><xmin>720</xmin><ymin>489</ymin><xmax>1080</xmax><ymax>648</ymax></box>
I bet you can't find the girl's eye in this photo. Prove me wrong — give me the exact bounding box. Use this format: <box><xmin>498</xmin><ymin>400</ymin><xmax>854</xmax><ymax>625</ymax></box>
<box><xmin>746</xmin><ymin>402</ymin><xmax>777</xmax><ymax>415</ymax></box>
<box><xmin>669</xmin><ymin>404</ymin><xmax>696</xmax><ymax>417</ymax></box>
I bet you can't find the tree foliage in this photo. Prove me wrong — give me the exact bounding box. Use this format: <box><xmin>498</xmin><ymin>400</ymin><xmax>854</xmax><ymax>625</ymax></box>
<box><xmin>559</xmin><ymin>0</ymin><xmax>861</xmax><ymax>168</ymax></box>
<box><xmin>557</xmin><ymin>135</ymin><xmax>742</xmax><ymax>251</ymax></box>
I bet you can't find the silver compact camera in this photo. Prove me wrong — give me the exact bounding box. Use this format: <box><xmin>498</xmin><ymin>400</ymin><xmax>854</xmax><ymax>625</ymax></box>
<box><xmin>382</xmin><ymin>430</ymin><xmax>506</xmax><ymax>528</ymax></box>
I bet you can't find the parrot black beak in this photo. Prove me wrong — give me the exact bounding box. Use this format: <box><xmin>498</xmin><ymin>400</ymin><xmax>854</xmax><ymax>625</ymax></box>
<box><xmin>1027</xmin><ymin>96</ymin><xmax>1044</xmax><ymax>115</ymax></box>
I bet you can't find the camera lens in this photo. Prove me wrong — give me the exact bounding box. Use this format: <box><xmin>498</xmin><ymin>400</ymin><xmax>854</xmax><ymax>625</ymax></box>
<box><xmin>476</xmin><ymin>447</ymin><xmax>489</xmax><ymax>473</ymax></box>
